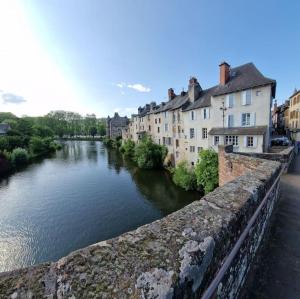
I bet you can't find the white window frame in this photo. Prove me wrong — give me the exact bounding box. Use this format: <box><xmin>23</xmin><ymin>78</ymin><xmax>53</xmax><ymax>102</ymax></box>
<box><xmin>164</xmin><ymin>123</ymin><xmax>168</xmax><ymax>132</ymax></box>
<box><xmin>190</xmin><ymin>146</ymin><xmax>195</xmax><ymax>153</ymax></box>
<box><xmin>226</xmin><ymin>94</ymin><xmax>234</xmax><ymax>108</ymax></box>
<box><xmin>202</xmin><ymin>128</ymin><xmax>208</xmax><ymax>139</ymax></box>
<box><xmin>190</xmin><ymin>128</ymin><xmax>195</xmax><ymax>139</ymax></box>
<box><xmin>214</xmin><ymin>136</ymin><xmax>220</xmax><ymax>146</ymax></box>
<box><xmin>228</xmin><ymin>114</ymin><xmax>234</xmax><ymax>127</ymax></box>
<box><xmin>242</xmin><ymin>89</ymin><xmax>252</xmax><ymax>105</ymax></box>
<box><xmin>225</xmin><ymin>135</ymin><xmax>239</xmax><ymax>146</ymax></box>
<box><xmin>241</xmin><ymin>113</ymin><xmax>251</xmax><ymax>127</ymax></box>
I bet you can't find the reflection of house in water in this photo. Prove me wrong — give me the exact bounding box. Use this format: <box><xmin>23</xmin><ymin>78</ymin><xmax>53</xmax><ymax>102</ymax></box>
<box><xmin>106</xmin><ymin>113</ymin><xmax>129</xmax><ymax>138</ymax></box>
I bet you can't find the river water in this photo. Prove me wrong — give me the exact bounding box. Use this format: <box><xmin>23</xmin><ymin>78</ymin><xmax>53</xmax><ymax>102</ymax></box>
<box><xmin>0</xmin><ymin>141</ymin><xmax>198</xmax><ymax>272</ymax></box>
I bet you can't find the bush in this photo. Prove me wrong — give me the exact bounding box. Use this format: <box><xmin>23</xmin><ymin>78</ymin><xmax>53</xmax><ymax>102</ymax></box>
<box><xmin>172</xmin><ymin>160</ymin><xmax>197</xmax><ymax>191</ymax></box>
<box><xmin>11</xmin><ymin>148</ymin><xmax>29</xmax><ymax>167</ymax></box>
<box><xmin>0</xmin><ymin>136</ymin><xmax>26</xmax><ymax>151</ymax></box>
<box><xmin>134</xmin><ymin>137</ymin><xmax>167</xmax><ymax>169</ymax></box>
<box><xmin>195</xmin><ymin>149</ymin><xmax>218</xmax><ymax>194</ymax></box>
<box><xmin>29</xmin><ymin>136</ymin><xmax>57</xmax><ymax>156</ymax></box>
<box><xmin>33</xmin><ymin>125</ymin><xmax>54</xmax><ymax>138</ymax></box>
<box><xmin>120</xmin><ymin>139</ymin><xmax>135</xmax><ymax>157</ymax></box>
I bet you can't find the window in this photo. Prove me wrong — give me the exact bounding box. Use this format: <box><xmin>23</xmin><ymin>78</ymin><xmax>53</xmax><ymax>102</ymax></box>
<box><xmin>197</xmin><ymin>147</ymin><xmax>203</xmax><ymax>153</ymax></box>
<box><xmin>155</xmin><ymin>119</ymin><xmax>157</xmax><ymax>124</ymax></box>
<box><xmin>164</xmin><ymin>111</ymin><xmax>167</xmax><ymax>118</ymax></box>
<box><xmin>228</xmin><ymin>94</ymin><xmax>234</xmax><ymax>108</ymax></box>
<box><xmin>190</xmin><ymin>146</ymin><xmax>195</xmax><ymax>153</ymax></box>
<box><xmin>163</xmin><ymin>137</ymin><xmax>166</xmax><ymax>145</ymax></box>
<box><xmin>176</xmin><ymin>151</ymin><xmax>179</xmax><ymax>158</ymax></box>
<box><xmin>191</xmin><ymin>111</ymin><xmax>195</xmax><ymax>120</ymax></box>
<box><xmin>228</xmin><ymin>115</ymin><xmax>234</xmax><ymax>127</ymax></box>
<box><xmin>159</xmin><ymin>118</ymin><xmax>161</xmax><ymax>124</ymax></box>
<box><xmin>157</xmin><ymin>127</ymin><xmax>160</xmax><ymax>133</ymax></box>
<box><xmin>202</xmin><ymin>128</ymin><xmax>208</xmax><ymax>139</ymax></box>
<box><xmin>256</xmin><ymin>90</ymin><xmax>262</xmax><ymax>96</ymax></box>
<box><xmin>176</xmin><ymin>139</ymin><xmax>179</xmax><ymax>148</ymax></box>
<box><xmin>148</xmin><ymin>125</ymin><xmax>151</xmax><ymax>131</ymax></box>
<box><xmin>158</xmin><ymin>139</ymin><xmax>160</xmax><ymax>145</ymax></box>
<box><xmin>203</xmin><ymin>108</ymin><xmax>209</xmax><ymax>119</ymax></box>
<box><xmin>190</xmin><ymin>128</ymin><xmax>195</xmax><ymax>139</ymax></box>
<box><xmin>173</xmin><ymin>113</ymin><xmax>176</xmax><ymax>123</ymax></box>
<box><xmin>247</xmin><ymin>136</ymin><xmax>254</xmax><ymax>147</ymax></box>
<box><xmin>164</xmin><ymin>124</ymin><xmax>168</xmax><ymax>132</ymax></box>
<box><xmin>225</xmin><ymin>135</ymin><xmax>239</xmax><ymax>146</ymax></box>
<box><xmin>242</xmin><ymin>89</ymin><xmax>252</xmax><ymax>105</ymax></box>
<box><xmin>214</xmin><ymin>136</ymin><xmax>220</xmax><ymax>146</ymax></box>
<box><xmin>242</xmin><ymin>113</ymin><xmax>251</xmax><ymax>126</ymax></box>
<box><xmin>177</xmin><ymin>112</ymin><xmax>180</xmax><ymax>121</ymax></box>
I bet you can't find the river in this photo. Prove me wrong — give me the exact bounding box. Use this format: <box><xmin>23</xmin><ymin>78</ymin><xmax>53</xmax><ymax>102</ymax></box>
<box><xmin>0</xmin><ymin>140</ymin><xmax>198</xmax><ymax>272</ymax></box>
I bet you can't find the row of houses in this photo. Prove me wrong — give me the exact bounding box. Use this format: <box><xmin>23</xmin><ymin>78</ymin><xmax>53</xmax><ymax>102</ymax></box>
<box><xmin>120</xmin><ymin>61</ymin><xmax>276</xmax><ymax>166</ymax></box>
<box><xmin>272</xmin><ymin>89</ymin><xmax>300</xmax><ymax>141</ymax></box>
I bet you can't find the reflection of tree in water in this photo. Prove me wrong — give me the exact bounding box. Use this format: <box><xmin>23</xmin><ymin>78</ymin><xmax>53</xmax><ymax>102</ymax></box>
<box><xmin>86</xmin><ymin>141</ymin><xmax>98</xmax><ymax>163</ymax></box>
<box><xmin>105</xmin><ymin>147</ymin><xmax>198</xmax><ymax>215</ymax></box>
<box><xmin>106</xmin><ymin>149</ymin><xmax>124</xmax><ymax>174</ymax></box>
<box><xmin>58</xmin><ymin>141</ymin><xmax>83</xmax><ymax>162</ymax></box>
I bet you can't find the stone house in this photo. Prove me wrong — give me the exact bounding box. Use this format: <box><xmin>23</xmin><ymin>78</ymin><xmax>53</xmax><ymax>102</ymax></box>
<box><xmin>0</xmin><ymin>124</ymin><xmax>11</xmax><ymax>135</ymax></box>
<box><xmin>106</xmin><ymin>113</ymin><xmax>129</xmax><ymax>139</ymax></box>
<box><xmin>123</xmin><ymin>61</ymin><xmax>276</xmax><ymax>166</ymax></box>
<box><xmin>289</xmin><ymin>89</ymin><xmax>300</xmax><ymax>142</ymax></box>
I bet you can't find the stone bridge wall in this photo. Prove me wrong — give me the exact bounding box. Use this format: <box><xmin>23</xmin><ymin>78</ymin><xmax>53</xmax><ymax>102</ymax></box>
<box><xmin>0</xmin><ymin>148</ymin><xmax>282</xmax><ymax>299</ymax></box>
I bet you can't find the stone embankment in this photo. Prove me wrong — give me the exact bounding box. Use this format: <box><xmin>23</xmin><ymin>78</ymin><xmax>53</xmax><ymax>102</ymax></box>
<box><xmin>0</xmin><ymin>146</ymin><xmax>293</xmax><ymax>299</ymax></box>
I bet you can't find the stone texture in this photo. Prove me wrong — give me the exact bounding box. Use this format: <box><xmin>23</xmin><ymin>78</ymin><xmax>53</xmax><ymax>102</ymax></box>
<box><xmin>0</xmin><ymin>151</ymin><xmax>282</xmax><ymax>299</ymax></box>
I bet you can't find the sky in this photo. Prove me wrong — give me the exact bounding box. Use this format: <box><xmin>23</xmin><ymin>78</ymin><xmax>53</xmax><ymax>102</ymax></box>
<box><xmin>0</xmin><ymin>0</ymin><xmax>299</xmax><ymax>118</ymax></box>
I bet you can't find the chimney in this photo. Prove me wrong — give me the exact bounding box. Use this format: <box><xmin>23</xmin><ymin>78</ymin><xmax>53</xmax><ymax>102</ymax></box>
<box><xmin>168</xmin><ymin>88</ymin><xmax>176</xmax><ymax>101</ymax></box>
<box><xmin>188</xmin><ymin>77</ymin><xmax>202</xmax><ymax>102</ymax></box>
<box><xmin>219</xmin><ymin>62</ymin><xmax>230</xmax><ymax>85</ymax></box>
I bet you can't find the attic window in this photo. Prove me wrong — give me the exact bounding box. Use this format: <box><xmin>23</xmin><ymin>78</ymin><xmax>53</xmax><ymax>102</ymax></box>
<box><xmin>256</xmin><ymin>90</ymin><xmax>262</xmax><ymax>96</ymax></box>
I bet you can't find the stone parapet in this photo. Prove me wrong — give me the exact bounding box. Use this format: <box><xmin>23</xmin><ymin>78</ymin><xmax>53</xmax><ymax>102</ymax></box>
<box><xmin>0</xmin><ymin>152</ymin><xmax>282</xmax><ymax>299</ymax></box>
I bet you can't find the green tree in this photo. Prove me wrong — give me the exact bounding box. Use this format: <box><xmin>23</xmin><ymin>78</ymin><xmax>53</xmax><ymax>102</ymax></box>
<box><xmin>33</xmin><ymin>125</ymin><xmax>54</xmax><ymax>138</ymax></box>
<box><xmin>134</xmin><ymin>137</ymin><xmax>167</xmax><ymax>169</ymax></box>
<box><xmin>172</xmin><ymin>160</ymin><xmax>197</xmax><ymax>191</ymax></box>
<box><xmin>195</xmin><ymin>149</ymin><xmax>218</xmax><ymax>194</ymax></box>
<box><xmin>90</xmin><ymin>126</ymin><xmax>97</xmax><ymax>138</ymax></box>
<box><xmin>120</xmin><ymin>139</ymin><xmax>135</xmax><ymax>157</ymax></box>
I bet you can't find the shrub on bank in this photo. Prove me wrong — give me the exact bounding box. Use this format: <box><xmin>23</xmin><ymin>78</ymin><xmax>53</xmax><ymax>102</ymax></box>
<box><xmin>11</xmin><ymin>148</ymin><xmax>29</xmax><ymax>167</ymax></box>
<box><xmin>134</xmin><ymin>137</ymin><xmax>167</xmax><ymax>169</ymax></box>
<box><xmin>29</xmin><ymin>137</ymin><xmax>58</xmax><ymax>156</ymax></box>
<box><xmin>195</xmin><ymin>149</ymin><xmax>218</xmax><ymax>194</ymax></box>
<box><xmin>120</xmin><ymin>139</ymin><xmax>135</xmax><ymax>157</ymax></box>
<box><xmin>172</xmin><ymin>160</ymin><xmax>197</xmax><ymax>191</ymax></box>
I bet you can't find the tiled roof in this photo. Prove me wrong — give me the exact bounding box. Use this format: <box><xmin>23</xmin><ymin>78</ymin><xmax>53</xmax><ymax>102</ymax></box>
<box><xmin>208</xmin><ymin>126</ymin><xmax>268</xmax><ymax>135</ymax></box>
<box><xmin>136</xmin><ymin>62</ymin><xmax>276</xmax><ymax>116</ymax></box>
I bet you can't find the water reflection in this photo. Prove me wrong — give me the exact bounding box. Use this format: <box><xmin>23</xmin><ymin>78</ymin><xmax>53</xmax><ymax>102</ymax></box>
<box><xmin>0</xmin><ymin>141</ymin><xmax>197</xmax><ymax>272</ymax></box>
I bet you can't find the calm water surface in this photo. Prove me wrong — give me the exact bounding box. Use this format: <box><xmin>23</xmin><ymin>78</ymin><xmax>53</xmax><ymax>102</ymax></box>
<box><xmin>0</xmin><ymin>141</ymin><xmax>198</xmax><ymax>272</ymax></box>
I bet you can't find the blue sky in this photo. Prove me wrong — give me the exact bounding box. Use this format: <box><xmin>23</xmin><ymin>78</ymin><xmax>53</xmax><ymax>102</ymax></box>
<box><xmin>0</xmin><ymin>0</ymin><xmax>299</xmax><ymax>117</ymax></box>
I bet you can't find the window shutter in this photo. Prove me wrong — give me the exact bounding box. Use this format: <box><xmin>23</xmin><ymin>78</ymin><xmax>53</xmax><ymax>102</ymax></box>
<box><xmin>242</xmin><ymin>91</ymin><xmax>246</xmax><ymax>105</ymax></box>
<box><xmin>227</xmin><ymin>115</ymin><xmax>230</xmax><ymax>127</ymax></box>
<box><xmin>207</xmin><ymin>108</ymin><xmax>210</xmax><ymax>119</ymax></box>
<box><xmin>225</xmin><ymin>95</ymin><xmax>229</xmax><ymax>108</ymax></box>
<box><xmin>253</xmin><ymin>136</ymin><xmax>257</xmax><ymax>148</ymax></box>
<box><xmin>231</xmin><ymin>115</ymin><xmax>234</xmax><ymax>127</ymax></box>
<box><xmin>243</xmin><ymin>136</ymin><xmax>247</xmax><ymax>147</ymax></box>
<box><xmin>251</xmin><ymin>112</ymin><xmax>256</xmax><ymax>126</ymax></box>
<box><xmin>231</xmin><ymin>94</ymin><xmax>235</xmax><ymax>108</ymax></box>
<box><xmin>241</xmin><ymin>114</ymin><xmax>243</xmax><ymax>126</ymax></box>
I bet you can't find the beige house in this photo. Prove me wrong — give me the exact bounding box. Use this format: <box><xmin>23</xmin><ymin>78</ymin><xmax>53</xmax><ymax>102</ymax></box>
<box><xmin>289</xmin><ymin>89</ymin><xmax>300</xmax><ymax>142</ymax></box>
<box><xmin>123</xmin><ymin>62</ymin><xmax>276</xmax><ymax>166</ymax></box>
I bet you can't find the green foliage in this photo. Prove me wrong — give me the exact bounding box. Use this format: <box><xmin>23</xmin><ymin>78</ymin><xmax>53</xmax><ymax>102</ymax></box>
<box><xmin>11</xmin><ymin>148</ymin><xmax>29</xmax><ymax>167</ymax></box>
<box><xmin>0</xmin><ymin>136</ymin><xmax>26</xmax><ymax>151</ymax></box>
<box><xmin>33</xmin><ymin>125</ymin><xmax>54</xmax><ymax>138</ymax></box>
<box><xmin>29</xmin><ymin>136</ymin><xmax>57</xmax><ymax>156</ymax></box>
<box><xmin>0</xmin><ymin>112</ymin><xmax>17</xmax><ymax>123</ymax></box>
<box><xmin>120</xmin><ymin>139</ymin><xmax>135</xmax><ymax>157</ymax></box>
<box><xmin>90</xmin><ymin>126</ymin><xmax>97</xmax><ymax>137</ymax></box>
<box><xmin>134</xmin><ymin>137</ymin><xmax>167</xmax><ymax>169</ymax></box>
<box><xmin>172</xmin><ymin>160</ymin><xmax>197</xmax><ymax>191</ymax></box>
<box><xmin>195</xmin><ymin>149</ymin><xmax>218</xmax><ymax>194</ymax></box>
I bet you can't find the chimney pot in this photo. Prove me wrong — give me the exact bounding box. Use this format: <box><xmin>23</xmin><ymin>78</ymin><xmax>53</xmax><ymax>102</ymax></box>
<box><xmin>168</xmin><ymin>88</ymin><xmax>176</xmax><ymax>101</ymax></box>
<box><xmin>219</xmin><ymin>62</ymin><xmax>230</xmax><ymax>85</ymax></box>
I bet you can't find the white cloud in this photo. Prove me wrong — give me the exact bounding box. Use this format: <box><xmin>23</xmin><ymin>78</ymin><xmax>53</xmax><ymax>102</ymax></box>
<box><xmin>127</xmin><ymin>83</ymin><xmax>151</xmax><ymax>93</ymax></box>
<box><xmin>114</xmin><ymin>107</ymin><xmax>137</xmax><ymax>116</ymax></box>
<box><xmin>2</xmin><ymin>92</ymin><xmax>26</xmax><ymax>104</ymax></box>
<box><xmin>115</xmin><ymin>82</ymin><xmax>151</xmax><ymax>93</ymax></box>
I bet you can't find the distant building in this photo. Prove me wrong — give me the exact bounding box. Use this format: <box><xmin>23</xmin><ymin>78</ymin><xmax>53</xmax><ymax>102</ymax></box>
<box><xmin>0</xmin><ymin>124</ymin><xmax>11</xmax><ymax>135</ymax></box>
<box><xmin>289</xmin><ymin>89</ymin><xmax>300</xmax><ymax>142</ymax></box>
<box><xmin>106</xmin><ymin>113</ymin><xmax>129</xmax><ymax>138</ymax></box>
<box><xmin>272</xmin><ymin>100</ymin><xmax>289</xmax><ymax>135</ymax></box>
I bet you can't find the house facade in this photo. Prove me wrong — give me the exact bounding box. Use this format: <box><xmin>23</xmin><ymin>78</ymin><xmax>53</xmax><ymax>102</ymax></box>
<box><xmin>123</xmin><ymin>62</ymin><xmax>276</xmax><ymax>166</ymax></box>
<box><xmin>289</xmin><ymin>89</ymin><xmax>300</xmax><ymax>142</ymax></box>
<box><xmin>106</xmin><ymin>113</ymin><xmax>129</xmax><ymax>139</ymax></box>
